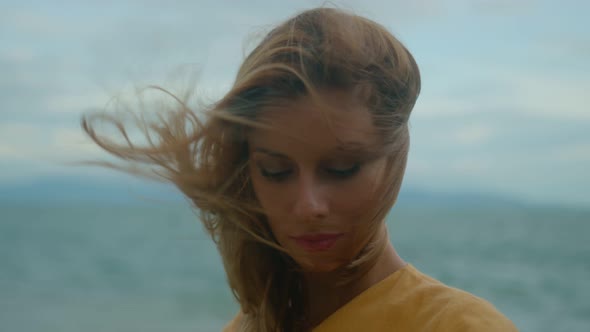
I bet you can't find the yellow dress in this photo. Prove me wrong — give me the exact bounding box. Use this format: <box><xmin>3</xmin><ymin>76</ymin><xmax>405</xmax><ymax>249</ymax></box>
<box><xmin>224</xmin><ymin>264</ymin><xmax>518</xmax><ymax>331</ymax></box>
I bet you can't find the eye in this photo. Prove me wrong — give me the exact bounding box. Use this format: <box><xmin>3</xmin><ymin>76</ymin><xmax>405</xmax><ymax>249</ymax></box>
<box><xmin>324</xmin><ymin>163</ymin><xmax>361</xmax><ymax>179</ymax></box>
<box><xmin>259</xmin><ymin>167</ymin><xmax>292</xmax><ymax>181</ymax></box>
<box><xmin>254</xmin><ymin>159</ymin><xmax>293</xmax><ymax>182</ymax></box>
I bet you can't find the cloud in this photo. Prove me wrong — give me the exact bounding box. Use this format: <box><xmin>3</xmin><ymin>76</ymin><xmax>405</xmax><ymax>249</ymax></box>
<box><xmin>51</xmin><ymin>127</ymin><xmax>103</xmax><ymax>157</ymax></box>
<box><xmin>0</xmin><ymin>48</ymin><xmax>34</xmax><ymax>63</ymax></box>
<box><xmin>452</xmin><ymin>125</ymin><xmax>494</xmax><ymax>145</ymax></box>
<box><xmin>414</xmin><ymin>59</ymin><xmax>589</xmax><ymax>120</ymax></box>
<box><xmin>405</xmin><ymin>140</ymin><xmax>590</xmax><ymax>206</ymax></box>
<box><xmin>46</xmin><ymin>92</ymin><xmax>112</xmax><ymax>114</ymax></box>
<box><xmin>0</xmin><ymin>121</ymin><xmax>120</xmax><ymax>183</ymax></box>
<box><xmin>553</xmin><ymin>143</ymin><xmax>590</xmax><ymax>162</ymax></box>
<box><xmin>469</xmin><ymin>0</ymin><xmax>538</xmax><ymax>15</ymax></box>
<box><xmin>0</xmin><ymin>122</ymin><xmax>102</xmax><ymax>161</ymax></box>
<box><xmin>0</xmin><ymin>7</ymin><xmax>66</xmax><ymax>36</ymax></box>
<box><xmin>0</xmin><ymin>123</ymin><xmax>41</xmax><ymax>160</ymax></box>
<box><xmin>502</xmin><ymin>72</ymin><xmax>590</xmax><ymax>119</ymax></box>
<box><xmin>1</xmin><ymin>0</ymin><xmax>588</xmax><ymax>207</ymax></box>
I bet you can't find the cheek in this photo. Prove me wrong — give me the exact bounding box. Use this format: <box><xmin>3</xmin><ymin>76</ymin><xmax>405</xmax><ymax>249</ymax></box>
<box><xmin>333</xmin><ymin>164</ymin><xmax>386</xmax><ymax>213</ymax></box>
<box><xmin>249</xmin><ymin>169</ymin><xmax>281</xmax><ymax>212</ymax></box>
<box><xmin>330</xmin><ymin>182</ymin><xmax>381</xmax><ymax>225</ymax></box>
<box><xmin>249</xmin><ymin>173</ymin><xmax>288</xmax><ymax>239</ymax></box>
<box><xmin>248</xmin><ymin>172</ymin><xmax>296</xmax><ymax>240</ymax></box>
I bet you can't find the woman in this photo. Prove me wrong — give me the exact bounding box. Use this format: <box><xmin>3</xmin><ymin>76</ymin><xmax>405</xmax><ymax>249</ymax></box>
<box><xmin>83</xmin><ymin>7</ymin><xmax>518</xmax><ymax>332</ymax></box>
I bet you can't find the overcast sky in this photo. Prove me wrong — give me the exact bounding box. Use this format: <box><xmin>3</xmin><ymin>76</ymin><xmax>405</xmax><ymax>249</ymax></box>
<box><xmin>1</xmin><ymin>0</ymin><xmax>589</xmax><ymax>207</ymax></box>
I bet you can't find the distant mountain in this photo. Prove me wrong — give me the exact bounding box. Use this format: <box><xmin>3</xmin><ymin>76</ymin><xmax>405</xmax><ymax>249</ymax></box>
<box><xmin>0</xmin><ymin>175</ymin><xmax>527</xmax><ymax>209</ymax></box>
<box><xmin>0</xmin><ymin>176</ymin><xmax>183</xmax><ymax>205</ymax></box>
<box><xmin>395</xmin><ymin>188</ymin><xmax>525</xmax><ymax>208</ymax></box>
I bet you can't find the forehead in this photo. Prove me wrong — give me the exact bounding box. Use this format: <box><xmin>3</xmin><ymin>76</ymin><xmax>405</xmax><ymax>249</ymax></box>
<box><xmin>248</xmin><ymin>91</ymin><xmax>377</xmax><ymax>153</ymax></box>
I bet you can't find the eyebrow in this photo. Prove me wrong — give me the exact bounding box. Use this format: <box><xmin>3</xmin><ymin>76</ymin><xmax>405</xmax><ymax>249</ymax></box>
<box><xmin>253</xmin><ymin>147</ymin><xmax>289</xmax><ymax>159</ymax></box>
<box><xmin>334</xmin><ymin>142</ymin><xmax>370</xmax><ymax>153</ymax></box>
<box><xmin>253</xmin><ymin>141</ymin><xmax>372</xmax><ymax>159</ymax></box>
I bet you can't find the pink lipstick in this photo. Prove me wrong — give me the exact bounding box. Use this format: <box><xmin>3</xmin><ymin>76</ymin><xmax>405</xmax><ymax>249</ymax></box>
<box><xmin>291</xmin><ymin>233</ymin><xmax>343</xmax><ymax>252</ymax></box>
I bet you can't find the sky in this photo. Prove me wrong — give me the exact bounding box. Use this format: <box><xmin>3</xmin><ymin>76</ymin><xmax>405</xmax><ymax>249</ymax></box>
<box><xmin>0</xmin><ymin>0</ymin><xmax>589</xmax><ymax>207</ymax></box>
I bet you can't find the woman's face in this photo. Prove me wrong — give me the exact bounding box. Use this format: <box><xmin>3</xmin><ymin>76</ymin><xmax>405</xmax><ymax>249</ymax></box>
<box><xmin>248</xmin><ymin>91</ymin><xmax>388</xmax><ymax>273</ymax></box>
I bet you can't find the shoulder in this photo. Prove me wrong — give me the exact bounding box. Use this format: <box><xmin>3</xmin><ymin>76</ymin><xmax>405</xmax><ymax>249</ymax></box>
<box><xmin>399</xmin><ymin>265</ymin><xmax>518</xmax><ymax>331</ymax></box>
<box><xmin>432</xmin><ymin>291</ymin><xmax>518</xmax><ymax>331</ymax></box>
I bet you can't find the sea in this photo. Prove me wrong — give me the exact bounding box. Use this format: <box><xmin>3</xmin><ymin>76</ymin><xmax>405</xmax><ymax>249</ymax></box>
<box><xmin>1</xmin><ymin>199</ymin><xmax>589</xmax><ymax>331</ymax></box>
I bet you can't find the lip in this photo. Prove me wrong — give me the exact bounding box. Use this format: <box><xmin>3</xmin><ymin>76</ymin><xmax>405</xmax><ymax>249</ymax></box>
<box><xmin>290</xmin><ymin>233</ymin><xmax>344</xmax><ymax>252</ymax></box>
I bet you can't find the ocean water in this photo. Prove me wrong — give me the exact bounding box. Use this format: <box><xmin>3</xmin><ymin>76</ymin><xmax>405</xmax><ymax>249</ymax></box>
<box><xmin>1</xmin><ymin>202</ymin><xmax>589</xmax><ymax>331</ymax></box>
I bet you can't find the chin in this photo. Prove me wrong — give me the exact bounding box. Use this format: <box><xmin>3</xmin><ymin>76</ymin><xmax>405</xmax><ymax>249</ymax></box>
<box><xmin>294</xmin><ymin>255</ymin><xmax>347</xmax><ymax>274</ymax></box>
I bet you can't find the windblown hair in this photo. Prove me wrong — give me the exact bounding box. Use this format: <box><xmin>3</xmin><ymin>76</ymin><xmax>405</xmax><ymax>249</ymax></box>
<box><xmin>82</xmin><ymin>7</ymin><xmax>420</xmax><ymax>332</ymax></box>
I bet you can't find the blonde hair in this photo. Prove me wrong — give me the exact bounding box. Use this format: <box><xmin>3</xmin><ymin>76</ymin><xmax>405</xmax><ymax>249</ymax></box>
<box><xmin>82</xmin><ymin>7</ymin><xmax>420</xmax><ymax>331</ymax></box>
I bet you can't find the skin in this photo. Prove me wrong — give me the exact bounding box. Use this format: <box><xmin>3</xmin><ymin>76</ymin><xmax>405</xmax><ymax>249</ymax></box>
<box><xmin>248</xmin><ymin>90</ymin><xmax>406</xmax><ymax>328</ymax></box>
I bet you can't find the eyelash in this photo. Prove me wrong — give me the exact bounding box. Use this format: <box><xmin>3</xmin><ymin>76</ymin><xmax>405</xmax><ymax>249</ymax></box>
<box><xmin>260</xmin><ymin>169</ymin><xmax>291</xmax><ymax>181</ymax></box>
<box><xmin>259</xmin><ymin>164</ymin><xmax>361</xmax><ymax>182</ymax></box>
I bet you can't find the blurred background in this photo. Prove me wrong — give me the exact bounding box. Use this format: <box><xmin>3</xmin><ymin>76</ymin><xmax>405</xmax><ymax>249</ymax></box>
<box><xmin>1</xmin><ymin>0</ymin><xmax>589</xmax><ymax>331</ymax></box>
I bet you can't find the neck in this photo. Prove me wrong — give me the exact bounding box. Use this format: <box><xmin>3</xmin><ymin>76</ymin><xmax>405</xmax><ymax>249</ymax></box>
<box><xmin>303</xmin><ymin>229</ymin><xmax>406</xmax><ymax>329</ymax></box>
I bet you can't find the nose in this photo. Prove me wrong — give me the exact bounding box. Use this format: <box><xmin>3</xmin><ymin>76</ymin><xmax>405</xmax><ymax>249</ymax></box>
<box><xmin>292</xmin><ymin>174</ymin><xmax>329</xmax><ymax>221</ymax></box>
